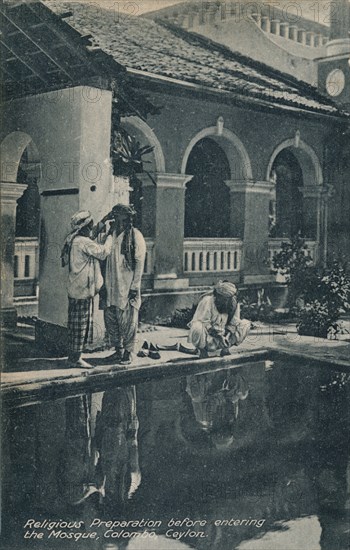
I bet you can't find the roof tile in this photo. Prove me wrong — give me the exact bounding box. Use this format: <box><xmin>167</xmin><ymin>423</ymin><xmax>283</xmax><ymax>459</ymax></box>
<box><xmin>46</xmin><ymin>1</ymin><xmax>344</xmax><ymax>116</ymax></box>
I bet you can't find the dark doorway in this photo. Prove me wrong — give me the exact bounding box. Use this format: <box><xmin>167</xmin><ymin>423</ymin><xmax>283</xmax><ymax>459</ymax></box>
<box><xmin>185</xmin><ymin>137</ymin><xmax>231</xmax><ymax>238</ymax></box>
<box><xmin>16</xmin><ymin>147</ymin><xmax>41</xmax><ymax>238</ymax></box>
<box><xmin>270</xmin><ymin>148</ymin><xmax>304</xmax><ymax>238</ymax></box>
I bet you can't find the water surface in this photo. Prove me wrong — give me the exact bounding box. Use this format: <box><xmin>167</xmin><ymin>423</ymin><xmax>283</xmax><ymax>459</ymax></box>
<box><xmin>1</xmin><ymin>358</ymin><xmax>349</xmax><ymax>550</ymax></box>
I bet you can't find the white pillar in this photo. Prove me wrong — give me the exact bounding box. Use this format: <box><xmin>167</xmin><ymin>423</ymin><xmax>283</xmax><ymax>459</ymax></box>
<box><xmin>141</xmin><ymin>173</ymin><xmax>192</xmax><ymax>290</ymax></box>
<box><xmin>261</xmin><ymin>16</ymin><xmax>271</xmax><ymax>32</ymax></box>
<box><xmin>280</xmin><ymin>23</ymin><xmax>289</xmax><ymax>38</ymax></box>
<box><xmin>315</xmin><ymin>34</ymin><xmax>324</xmax><ymax>47</ymax></box>
<box><xmin>298</xmin><ymin>29</ymin><xmax>307</xmax><ymax>45</ymax></box>
<box><xmin>306</xmin><ymin>31</ymin><xmax>315</xmax><ymax>47</ymax></box>
<box><xmin>0</xmin><ymin>182</ymin><xmax>27</xmax><ymax>327</ymax></box>
<box><xmin>270</xmin><ymin>19</ymin><xmax>281</xmax><ymax>35</ymax></box>
<box><xmin>289</xmin><ymin>26</ymin><xmax>298</xmax><ymax>41</ymax></box>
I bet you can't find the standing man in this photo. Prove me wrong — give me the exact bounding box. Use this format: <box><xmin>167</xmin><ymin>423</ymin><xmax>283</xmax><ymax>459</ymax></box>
<box><xmin>103</xmin><ymin>204</ymin><xmax>146</xmax><ymax>365</ymax></box>
<box><xmin>61</xmin><ymin>210</ymin><xmax>112</xmax><ymax>368</ymax></box>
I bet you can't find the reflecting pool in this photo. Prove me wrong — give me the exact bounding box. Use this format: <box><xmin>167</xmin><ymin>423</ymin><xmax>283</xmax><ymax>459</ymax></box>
<box><xmin>1</xmin><ymin>358</ymin><xmax>349</xmax><ymax>550</ymax></box>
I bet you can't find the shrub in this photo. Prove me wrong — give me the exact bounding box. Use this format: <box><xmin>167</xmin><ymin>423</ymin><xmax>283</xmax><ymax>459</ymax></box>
<box><xmin>273</xmin><ymin>235</ymin><xmax>350</xmax><ymax>338</ymax></box>
<box><xmin>167</xmin><ymin>305</ymin><xmax>197</xmax><ymax>328</ymax></box>
<box><xmin>296</xmin><ymin>301</ymin><xmax>331</xmax><ymax>338</ymax></box>
<box><xmin>272</xmin><ymin>234</ymin><xmax>316</xmax><ymax>308</ymax></box>
<box><xmin>240</xmin><ymin>288</ymin><xmax>275</xmax><ymax>322</ymax></box>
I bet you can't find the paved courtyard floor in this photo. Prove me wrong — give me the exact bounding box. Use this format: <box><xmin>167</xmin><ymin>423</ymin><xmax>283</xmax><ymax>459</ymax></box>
<box><xmin>2</xmin><ymin>320</ymin><xmax>349</xmax><ymax>408</ymax></box>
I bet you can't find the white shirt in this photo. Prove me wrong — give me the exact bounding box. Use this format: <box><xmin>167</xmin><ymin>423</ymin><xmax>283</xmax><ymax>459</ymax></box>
<box><xmin>67</xmin><ymin>235</ymin><xmax>112</xmax><ymax>299</ymax></box>
<box><xmin>189</xmin><ymin>294</ymin><xmax>240</xmax><ymax>332</ymax></box>
<box><xmin>105</xmin><ymin>228</ymin><xmax>146</xmax><ymax>310</ymax></box>
<box><xmin>189</xmin><ymin>294</ymin><xmax>229</xmax><ymax>334</ymax></box>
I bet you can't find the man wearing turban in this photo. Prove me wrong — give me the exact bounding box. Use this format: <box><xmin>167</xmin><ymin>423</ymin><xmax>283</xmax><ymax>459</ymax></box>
<box><xmin>61</xmin><ymin>210</ymin><xmax>112</xmax><ymax>368</ymax></box>
<box><xmin>188</xmin><ymin>281</ymin><xmax>251</xmax><ymax>358</ymax></box>
<box><xmin>102</xmin><ymin>204</ymin><xmax>146</xmax><ymax>365</ymax></box>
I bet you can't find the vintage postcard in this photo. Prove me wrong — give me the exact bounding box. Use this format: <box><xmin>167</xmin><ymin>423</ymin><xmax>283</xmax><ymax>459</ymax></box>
<box><xmin>1</xmin><ymin>0</ymin><xmax>349</xmax><ymax>549</ymax></box>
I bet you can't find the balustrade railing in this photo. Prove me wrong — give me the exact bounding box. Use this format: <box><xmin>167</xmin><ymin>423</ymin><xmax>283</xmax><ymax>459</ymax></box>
<box><xmin>14</xmin><ymin>237</ymin><xmax>39</xmax><ymax>281</ymax></box>
<box><xmin>169</xmin><ymin>2</ymin><xmax>329</xmax><ymax>47</ymax></box>
<box><xmin>184</xmin><ymin>238</ymin><xmax>242</xmax><ymax>274</ymax></box>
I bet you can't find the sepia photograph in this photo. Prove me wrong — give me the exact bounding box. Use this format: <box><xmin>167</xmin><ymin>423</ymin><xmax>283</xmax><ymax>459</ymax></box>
<box><xmin>0</xmin><ymin>0</ymin><xmax>349</xmax><ymax>548</ymax></box>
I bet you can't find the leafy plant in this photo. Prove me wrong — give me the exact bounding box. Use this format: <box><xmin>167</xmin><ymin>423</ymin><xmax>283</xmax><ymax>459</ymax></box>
<box><xmin>240</xmin><ymin>288</ymin><xmax>275</xmax><ymax>322</ymax></box>
<box><xmin>111</xmin><ymin>127</ymin><xmax>156</xmax><ymax>185</ymax></box>
<box><xmin>272</xmin><ymin>233</ymin><xmax>315</xmax><ymax>308</ymax></box>
<box><xmin>296</xmin><ymin>301</ymin><xmax>332</xmax><ymax>338</ymax></box>
<box><xmin>273</xmin><ymin>235</ymin><xmax>350</xmax><ymax>338</ymax></box>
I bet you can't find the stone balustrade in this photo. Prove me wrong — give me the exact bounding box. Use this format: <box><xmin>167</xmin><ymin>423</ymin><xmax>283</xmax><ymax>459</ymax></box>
<box><xmin>14</xmin><ymin>237</ymin><xmax>39</xmax><ymax>281</ymax></box>
<box><xmin>169</xmin><ymin>2</ymin><xmax>328</xmax><ymax>48</ymax></box>
<box><xmin>14</xmin><ymin>237</ymin><xmax>39</xmax><ymax>315</ymax></box>
<box><xmin>184</xmin><ymin>238</ymin><xmax>242</xmax><ymax>274</ymax></box>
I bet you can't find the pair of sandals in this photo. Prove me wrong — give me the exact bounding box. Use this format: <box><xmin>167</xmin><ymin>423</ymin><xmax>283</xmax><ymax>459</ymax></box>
<box><xmin>137</xmin><ymin>341</ymin><xmax>161</xmax><ymax>359</ymax></box>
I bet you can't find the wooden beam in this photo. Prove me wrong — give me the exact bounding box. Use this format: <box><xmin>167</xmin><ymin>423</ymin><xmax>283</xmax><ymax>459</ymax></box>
<box><xmin>0</xmin><ymin>38</ymin><xmax>48</xmax><ymax>82</ymax></box>
<box><xmin>26</xmin><ymin>4</ymin><xmax>101</xmax><ymax>72</ymax></box>
<box><xmin>59</xmin><ymin>11</ymin><xmax>73</xmax><ymax>19</ymax></box>
<box><xmin>1</xmin><ymin>7</ymin><xmax>74</xmax><ymax>80</ymax></box>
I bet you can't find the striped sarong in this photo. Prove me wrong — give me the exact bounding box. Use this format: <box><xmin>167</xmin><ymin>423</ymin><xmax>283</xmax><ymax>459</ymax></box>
<box><xmin>68</xmin><ymin>297</ymin><xmax>93</xmax><ymax>354</ymax></box>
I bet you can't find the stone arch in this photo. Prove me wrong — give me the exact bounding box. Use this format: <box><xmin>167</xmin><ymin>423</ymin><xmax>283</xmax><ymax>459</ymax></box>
<box><xmin>121</xmin><ymin>115</ymin><xmax>165</xmax><ymax>173</ymax></box>
<box><xmin>266</xmin><ymin>138</ymin><xmax>323</xmax><ymax>186</ymax></box>
<box><xmin>0</xmin><ymin>131</ymin><xmax>41</xmax><ymax>185</ymax></box>
<box><xmin>181</xmin><ymin>126</ymin><xmax>253</xmax><ymax>181</ymax></box>
<box><xmin>0</xmin><ymin>132</ymin><xmax>42</xmax><ymax>322</ymax></box>
<box><xmin>184</xmin><ymin>137</ymin><xmax>232</xmax><ymax>238</ymax></box>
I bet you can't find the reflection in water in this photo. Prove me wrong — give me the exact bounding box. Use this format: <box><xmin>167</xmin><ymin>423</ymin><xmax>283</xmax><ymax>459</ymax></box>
<box><xmin>58</xmin><ymin>386</ymin><xmax>141</xmax><ymax>511</ymax></box>
<box><xmin>1</xmin><ymin>360</ymin><xmax>350</xmax><ymax>550</ymax></box>
<box><xmin>93</xmin><ymin>386</ymin><xmax>141</xmax><ymax>507</ymax></box>
<box><xmin>185</xmin><ymin>371</ymin><xmax>249</xmax><ymax>449</ymax></box>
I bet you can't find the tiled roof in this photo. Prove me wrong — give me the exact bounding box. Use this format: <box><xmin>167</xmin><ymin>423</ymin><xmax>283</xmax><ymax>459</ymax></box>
<box><xmin>46</xmin><ymin>1</ymin><xmax>344</xmax><ymax>116</ymax></box>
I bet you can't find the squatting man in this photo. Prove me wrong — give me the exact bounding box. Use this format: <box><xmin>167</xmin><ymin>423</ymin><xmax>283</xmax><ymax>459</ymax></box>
<box><xmin>62</xmin><ymin>209</ymin><xmax>250</xmax><ymax>368</ymax></box>
<box><xmin>187</xmin><ymin>281</ymin><xmax>251</xmax><ymax>358</ymax></box>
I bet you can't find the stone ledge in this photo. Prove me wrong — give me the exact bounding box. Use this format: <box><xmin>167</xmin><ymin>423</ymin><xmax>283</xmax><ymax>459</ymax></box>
<box><xmin>153</xmin><ymin>277</ymin><xmax>190</xmax><ymax>290</ymax></box>
<box><xmin>1</xmin><ymin>348</ymin><xmax>271</xmax><ymax>409</ymax></box>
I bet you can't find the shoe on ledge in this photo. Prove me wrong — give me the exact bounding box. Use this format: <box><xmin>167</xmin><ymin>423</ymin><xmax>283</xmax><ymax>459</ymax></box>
<box><xmin>179</xmin><ymin>343</ymin><xmax>198</xmax><ymax>355</ymax></box>
<box><xmin>120</xmin><ymin>350</ymin><xmax>133</xmax><ymax>365</ymax></box>
<box><xmin>137</xmin><ymin>341</ymin><xmax>149</xmax><ymax>357</ymax></box>
<box><xmin>156</xmin><ymin>342</ymin><xmax>179</xmax><ymax>351</ymax></box>
<box><xmin>149</xmin><ymin>343</ymin><xmax>161</xmax><ymax>360</ymax></box>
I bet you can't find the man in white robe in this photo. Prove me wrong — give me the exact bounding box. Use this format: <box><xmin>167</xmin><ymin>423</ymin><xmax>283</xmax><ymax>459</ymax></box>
<box><xmin>103</xmin><ymin>204</ymin><xmax>146</xmax><ymax>365</ymax></box>
<box><xmin>188</xmin><ymin>281</ymin><xmax>251</xmax><ymax>358</ymax></box>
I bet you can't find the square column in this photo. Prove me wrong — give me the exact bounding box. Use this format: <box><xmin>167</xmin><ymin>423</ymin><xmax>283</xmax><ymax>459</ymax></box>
<box><xmin>299</xmin><ymin>185</ymin><xmax>323</xmax><ymax>241</ymax></box>
<box><xmin>225</xmin><ymin>181</ymin><xmax>274</xmax><ymax>284</ymax></box>
<box><xmin>33</xmin><ymin>86</ymin><xmax>113</xmax><ymax>351</ymax></box>
<box><xmin>0</xmin><ymin>182</ymin><xmax>27</xmax><ymax>327</ymax></box>
<box><xmin>36</xmin><ymin>87</ymin><xmax>112</xmax><ymax>328</ymax></box>
<box><xmin>141</xmin><ymin>173</ymin><xmax>192</xmax><ymax>290</ymax></box>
